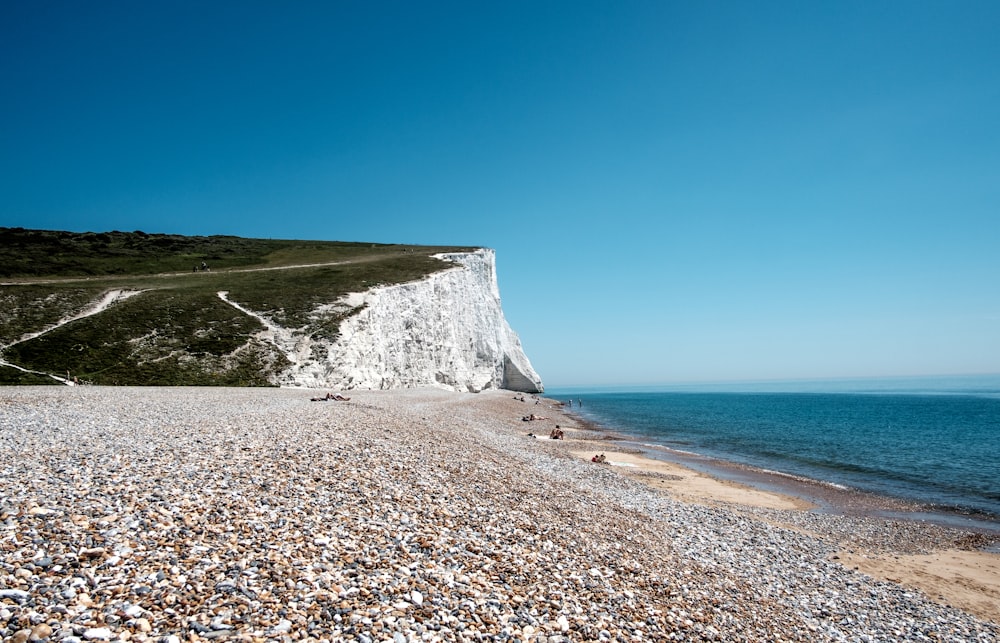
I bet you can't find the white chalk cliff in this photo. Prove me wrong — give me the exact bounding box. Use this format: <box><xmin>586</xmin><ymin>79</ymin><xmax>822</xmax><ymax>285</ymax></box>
<box><xmin>274</xmin><ymin>249</ymin><xmax>543</xmax><ymax>393</ymax></box>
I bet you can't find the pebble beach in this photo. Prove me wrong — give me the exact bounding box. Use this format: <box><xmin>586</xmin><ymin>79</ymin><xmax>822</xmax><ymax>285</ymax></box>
<box><xmin>1</xmin><ymin>386</ymin><xmax>998</xmax><ymax>642</ymax></box>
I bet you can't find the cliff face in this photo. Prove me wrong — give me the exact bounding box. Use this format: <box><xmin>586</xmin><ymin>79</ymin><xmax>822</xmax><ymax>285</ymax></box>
<box><xmin>279</xmin><ymin>249</ymin><xmax>543</xmax><ymax>393</ymax></box>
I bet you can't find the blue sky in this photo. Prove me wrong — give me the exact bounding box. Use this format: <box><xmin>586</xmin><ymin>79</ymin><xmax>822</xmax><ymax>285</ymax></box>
<box><xmin>3</xmin><ymin>1</ymin><xmax>998</xmax><ymax>388</ymax></box>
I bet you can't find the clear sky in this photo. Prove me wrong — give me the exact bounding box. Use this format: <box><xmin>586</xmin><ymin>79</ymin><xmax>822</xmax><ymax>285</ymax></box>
<box><xmin>3</xmin><ymin>2</ymin><xmax>998</xmax><ymax>388</ymax></box>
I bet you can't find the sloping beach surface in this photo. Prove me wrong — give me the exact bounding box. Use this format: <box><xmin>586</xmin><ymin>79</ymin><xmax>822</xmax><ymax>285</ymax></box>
<box><xmin>1</xmin><ymin>387</ymin><xmax>997</xmax><ymax>641</ymax></box>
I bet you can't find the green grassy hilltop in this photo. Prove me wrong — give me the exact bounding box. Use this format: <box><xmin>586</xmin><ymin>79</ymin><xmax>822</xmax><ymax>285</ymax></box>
<box><xmin>0</xmin><ymin>228</ymin><xmax>474</xmax><ymax>386</ymax></box>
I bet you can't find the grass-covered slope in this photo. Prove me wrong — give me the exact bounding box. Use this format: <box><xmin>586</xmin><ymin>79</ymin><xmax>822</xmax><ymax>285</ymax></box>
<box><xmin>0</xmin><ymin>228</ymin><xmax>475</xmax><ymax>386</ymax></box>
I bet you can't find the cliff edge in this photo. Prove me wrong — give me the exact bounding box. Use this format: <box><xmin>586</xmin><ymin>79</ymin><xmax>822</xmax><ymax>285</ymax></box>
<box><xmin>280</xmin><ymin>249</ymin><xmax>543</xmax><ymax>393</ymax></box>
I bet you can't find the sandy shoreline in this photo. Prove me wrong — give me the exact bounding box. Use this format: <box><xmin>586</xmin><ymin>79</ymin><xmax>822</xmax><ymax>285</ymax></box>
<box><xmin>535</xmin><ymin>398</ymin><xmax>1000</xmax><ymax>626</ymax></box>
<box><xmin>1</xmin><ymin>386</ymin><xmax>998</xmax><ymax>640</ymax></box>
<box><xmin>556</xmin><ymin>402</ymin><xmax>1000</xmax><ymax>528</ymax></box>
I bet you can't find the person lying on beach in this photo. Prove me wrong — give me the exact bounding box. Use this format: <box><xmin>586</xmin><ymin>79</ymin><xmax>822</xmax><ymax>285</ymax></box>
<box><xmin>310</xmin><ymin>393</ymin><xmax>351</xmax><ymax>401</ymax></box>
<box><xmin>521</xmin><ymin>414</ymin><xmax>548</xmax><ymax>421</ymax></box>
<box><xmin>549</xmin><ymin>427</ymin><xmax>565</xmax><ymax>440</ymax></box>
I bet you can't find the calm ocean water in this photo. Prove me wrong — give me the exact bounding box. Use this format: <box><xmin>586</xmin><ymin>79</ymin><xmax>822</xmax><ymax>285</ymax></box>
<box><xmin>550</xmin><ymin>375</ymin><xmax>1000</xmax><ymax>520</ymax></box>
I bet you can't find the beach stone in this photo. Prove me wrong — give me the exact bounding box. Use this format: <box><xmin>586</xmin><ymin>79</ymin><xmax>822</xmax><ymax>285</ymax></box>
<box><xmin>82</xmin><ymin>628</ymin><xmax>112</xmax><ymax>640</ymax></box>
<box><xmin>0</xmin><ymin>387</ymin><xmax>997</xmax><ymax>643</ymax></box>
<box><xmin>0</xmin><ymin>589</ymin><xmax>30</xmax><ymax>603</ymax></box>
<box><xmin>28</xmin><ymin>624</ymin><xmax>52</xmax><ymax>641</ymax></box>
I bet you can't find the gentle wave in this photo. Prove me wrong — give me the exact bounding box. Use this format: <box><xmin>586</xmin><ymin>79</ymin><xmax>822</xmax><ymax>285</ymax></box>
<box><xmin>755</xmin><ymin>468</ymin><xmax>851</xmax><ymax>491</ymax></box>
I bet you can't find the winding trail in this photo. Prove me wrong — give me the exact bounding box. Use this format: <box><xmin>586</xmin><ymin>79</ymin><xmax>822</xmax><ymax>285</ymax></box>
<box><xmin>0</xmin><ymin>289</ymin><xmax>144</xmax><ymax>384</ymax></box>
<box><xmin>216</xmin><ymin>290</ymin><xmax>310</xmax><ymax>368</ymax></box>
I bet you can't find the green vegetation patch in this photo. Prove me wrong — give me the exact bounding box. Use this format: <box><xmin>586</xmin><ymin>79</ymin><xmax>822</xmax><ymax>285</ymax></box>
<box><xmin>0</xmin><ymin>285</ymin><xmax>107</xmax><ymax>346</ymax></box>
<box><xmin>0</xmin><ymin>227</ymin><xmax>471</xmax><ymax>278</ymax></box>
<box><xmin>3</xmin><ymin>291</ymin><xmax>280</xmax><ymax>385</ymax></box>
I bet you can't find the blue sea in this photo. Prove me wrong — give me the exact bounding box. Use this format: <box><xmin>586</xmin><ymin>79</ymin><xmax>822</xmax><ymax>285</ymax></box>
<box><xmin>550</xmin><ymin>375</ymin><xmax>1000</xmax><ymax>528</ymax></box>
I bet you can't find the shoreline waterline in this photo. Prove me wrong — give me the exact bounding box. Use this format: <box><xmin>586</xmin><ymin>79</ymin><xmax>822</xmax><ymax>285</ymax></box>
<box><xmin>549</xmin><ymin>384</ymin><xmax>1000</xmax><ymax>532</ymax></box>
<box><xmin>555</xmin><ymin>401</ymin><xmax>1000</xmax><ymax>537</ymax></box>
<box><xmin>647</xmin><ymin>437</ymin><xmax>1000</xmax><ymax>535</ymax></box>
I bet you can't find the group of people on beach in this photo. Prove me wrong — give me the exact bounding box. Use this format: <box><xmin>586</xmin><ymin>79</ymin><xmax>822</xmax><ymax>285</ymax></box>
<box><xmin>517</xmin><ymin>397</ymin><xmax>603</xmax><ymax>450</ymax></box>
<box><xmin>514</xmin><ymin>394</ymin><xmax>544</xmax><ymax>405</ymax></box>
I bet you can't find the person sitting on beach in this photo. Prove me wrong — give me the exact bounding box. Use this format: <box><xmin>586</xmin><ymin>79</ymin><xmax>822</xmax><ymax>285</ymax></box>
<box><xmin>311</xmin><ymin>392</ymin><xmax>351</xmax><ymax>401</ymax></box>
<box><xmin>549</xmin><ymin>427</ymin><xmax>564</xmax><ymax>440</ymax></box>
<box><xmin>591</xmin><ymin>453</ymin><xmax>607</xmax><ymax>463</ymax></box>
